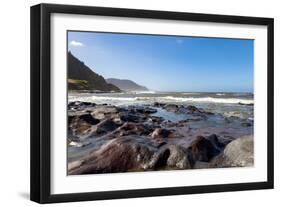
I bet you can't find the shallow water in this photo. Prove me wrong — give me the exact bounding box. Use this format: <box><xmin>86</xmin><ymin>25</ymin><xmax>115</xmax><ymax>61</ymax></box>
<box><xmin>69</xmin><ymin>91</ymin><xmax>253</xmax><ymax>119</ymax></box>
<box><xmin>68</xmin><ymin>91</ymin><xmax>254</xmax><ymax>163</ymax></box>
<box><xmin>153</xmin><ymin>107</ymin><xmax>189</xmax><ymax>122</ymax></box>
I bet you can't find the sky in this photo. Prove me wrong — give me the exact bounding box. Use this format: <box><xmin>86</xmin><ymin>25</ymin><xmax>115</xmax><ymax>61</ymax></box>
<box><xmin>68</xmin><ymin>31</ymin><xmax>254</xmax><ymax>92</ymax></box>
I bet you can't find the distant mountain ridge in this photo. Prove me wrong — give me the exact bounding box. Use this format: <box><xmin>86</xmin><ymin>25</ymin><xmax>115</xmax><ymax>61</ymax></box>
<box><xmin>106</xmin><ymin>78</ymin><xmax>148</xmax><ymax>92</ymax></box>
<box><xmin>67</xmin><ymin>52</ymin><xmax>121</xmax><ymax>92</ymax></box>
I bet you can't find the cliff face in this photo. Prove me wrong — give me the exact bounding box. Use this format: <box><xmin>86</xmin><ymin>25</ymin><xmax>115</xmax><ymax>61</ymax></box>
<box><xmin>67</xmin><ymin>52</ymin><xmax>121</xmax><ymax>92</ymax></box>
<box><xmin>106</xmin><ymin>78</ymin><xmax>148</xmax><ymax>92</ymax></box>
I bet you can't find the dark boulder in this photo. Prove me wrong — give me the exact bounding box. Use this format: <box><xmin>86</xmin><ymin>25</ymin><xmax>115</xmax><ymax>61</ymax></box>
<box><xmin>186</xmin><ymin>105</ymin><xmax>201</xmax><ymax>113</ymax></box>
<box><xmin>163</xmin><ymin>104</ymin><xmax>179</xmax><ymax>113</ymax></box>
<box><xmin>111</xmin><ymin>122</ymin><xmax>153</xmax><ymax>137</ymax></box>
<box><xmin>188</xmin><ymin>135</ymin><xmax>223</xmax><ymax>163</ymax></box>
<box><xmin>128</xmin><ymin>106</ymin><xmax>157</xmax><ymax>114</ymax></box>
<box><xmin>91</xmin><ymin>105</ymin><xmax>118</xmax><ymax>114</ymax></box>
<box><xmin>210</xmin><ymin>135</ymin><xmax>254</xmax><ymax>168</ymax></box>
<box><xmin>151</xmin><ymin>148</ymin><xmax>171</xmax><ymax>169</ymax></box>
<box><xmin>151</xmin><ymin>128</ymin><xmax>172</xmax><ymax>139</ymax></box>
<box><xmin>68</xmin><ymin>136</ymin><xmax>157</xmax><ymax>174</ymax></box>
<box><xmin>91</xmin><ymin>118</ymin><xmax>120</xmax><ymax>135</ymax></box>
<box><xmin>149</xmin><ymin>145</ymin><xmax>192</xmax><ymax>170</ymax></box>
<box><xmin>143</xmin><ymin>107</ymin><xmax>157</xmax><ymax>114</ymax></box>
<box><xmin>156</xmin><ymin>142</ymin><xmax>167</xmax><ymax>148</ymax></box>
<box><xmin>167</xmin><ymin>145</ymin><xmax>192</xmax><ymax>169</ymax></box>
<box><xmin>90</xmin><ymin>105</ymin><xmax>119</xmax><ymax>120</ymax></box>
<box><xmin>207</xmin><ymin>134</ymin><xmax>225</xmax><ymax>151</ymax></box>
<box><xmin>78</xmin><ymin>114</ymin><xmax>100</xmax><ymax>125</ymax></box>
<box><xmin>68</xmin><ymin>101</ymin><xmax>96</xmax><ymax>110</ymax></box>
<box><xmin>120</xmin><ymin>112</ymin><xmax>142</xmax><ymax>123</ymax></box>
<box><xmin>68</xmin><ymin>114</ymin><xmax>100</xmax><ymax>138</ymax></box>
<box><xmin>153</xmin><ymin>102</ymin><xmax>165</xmax><ymax>107</ymax></box>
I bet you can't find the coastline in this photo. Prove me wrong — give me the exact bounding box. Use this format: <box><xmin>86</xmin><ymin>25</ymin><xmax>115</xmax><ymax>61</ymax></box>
<box><xmin>67</xmin><ymin>92</ymin><xmax>254</xmax><ymax>175</ymax></box>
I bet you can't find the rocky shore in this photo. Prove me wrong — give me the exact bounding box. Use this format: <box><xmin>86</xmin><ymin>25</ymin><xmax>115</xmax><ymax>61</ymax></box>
<box><xmin>67</xmin><ymin>101</ymin><xmax>254</xmax><ymax>175</ymax></box>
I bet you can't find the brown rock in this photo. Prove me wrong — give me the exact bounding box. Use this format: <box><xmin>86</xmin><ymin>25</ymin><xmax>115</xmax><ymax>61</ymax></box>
<box><xmin>188</xmin><ymin>135</ymin><xmax>222</xmax><ymax>163</ymax></box>
<box><xmin>111</xmin><ymin>122</ymin><xmax>152</xmax><ymax>137</ymax></box>
<box><xmin>151</xmin><ymin>128</ymin><xmax>172</xmax><ymax>139</ymax></box>
<box><xmin>149</xmin><ymin>145</ymin><xmax>192</xmax><ymax>170</ymax></box>
<box><xmin>69</xmin><ymin>114</ymin><xmax>100</xmax><ymax>138</ymax></box>
<box><xmin>210</xmin><ymin>135</ymin><xmax>254</xmax><ymax>168</ymax></box>
<box><xmin>68</xmin><ymin>136</ymin><xmax>157</xmax><ymax>174</ymax></box>
<box><xmin>91</xmin><ymin>118</ymin><xmax>119</xmax><ymax>135</ymax></box>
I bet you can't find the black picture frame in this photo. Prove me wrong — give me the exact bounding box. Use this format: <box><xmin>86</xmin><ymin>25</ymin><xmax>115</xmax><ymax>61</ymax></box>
<box><xmin>30</xmin><ymin>3</ymin><xmax>274</xmax><ymax>204</ymax></box>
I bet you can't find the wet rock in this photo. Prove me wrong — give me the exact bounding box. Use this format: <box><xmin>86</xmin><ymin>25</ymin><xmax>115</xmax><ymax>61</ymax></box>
<box><xmin>188</xmin><ymin>135</ymin><xmax>223</xmax><ymax>163</ymax></box>
<box><xmin>155</xmin><ymin>103</ymin><xmax>213</xmax><ymax>117</ymax></box>
<box><xmin>91</xmin><ymin>105</ymin><xmax>118</xmax><ymax>114</ymax></box>
<box><xmin>68</xmin><ymin>101</ymin><xmax>96</xmax><ymax>110</ymax></box>
<box><xmin>90</xmin><ymin>105</ymin><xmax>119</xmax><ymax>120</ymax></box>
<box><xmin>219</xmin><ymin>135</ymin><xmax>235</xmax><ymax>145</ymax></box>
<box><xmin>92</xmin><ymin>112</ymin><xmax>105</xmax><ymax>120</ymax></box>
<box><xmin>69</xmin><ymin>114</ymin><xmax>100</xmax><ymax>138</ymax></box>
<box><xmin>120</xmin><ymin>112</ymin><xmax>142</xmax><ymax>122</ymax></box>
<box><xmin>111</xmin><ymin>122</ymin><xmax>153</xmax><ymax>137</ymax></box>
<box><xmin>161</xmin><ymin>120</ymin><xmax>178</xmax><ymax>127</ymax></box>
<box><xmin>67</xmin><ymin>101</ymin><xmax>253</xmax><ymax>173</ymax></box>
<box><xmin>128</xmin><ymin>106</ymin><xmax>157</xmax><ymax>114</ymax></box>
<box><xmin>68</xmin><ymin>136</ymin><xmax>157</xmax><ymax>174</ymax></box>
<box><xmin>153</xmin><ymin>102</ymin><xmax>165</xmax><ymax>107</ymax></box>
<box><xmin>68</xmin><ymin>110</ymin><xmax>88</xmax><ymax>117</ymax></box>
<box><xmin>167</xmin><ymin>145</ymin><xmax>192</xmax><ymax>169</ymax></box>
<box><xmin>144</xmin><ymin>107</ymin><xmax>157</xmax><ymax>114</ymax></box>
<box><xmin>163</xmin><ymin>104</ymin><xmax>179</xmax><ymax>113</ymax></box>
<box><xmin>149</xmin><ymin>145</ymin><xmax>192</xmax><ymax>169</ymax></box>
<box><xmin>112</xmin><ymin>117</ymin><xmax>124</xmax><ymax>125</ymax></box>
<box><xmin>150</xmin><ymin>116</ymin><xmax>164</xmax><ymax>124</ymax></box>
<box><xmin>78</xmin><ymin>114</ymin><xmax>100</xmax><ymax>125</ymax></box>
<box><xmin>210</xmin><ymin>135</ymin><xmax>254</xmax><ymax>167</ymax></box>
<box><xmin>150</xmin><ymin>148</ymin><xmax>171</xmax><ymax>169</ymax></box>
<box><xmin>180</xmin><ymin>117</ymin><xmax>204</xmax><ymax>123</ymax></box>
<box><xmin>186</xmin><ymin>105</ymin><xmax>202</xmax><ymax>113</ymax></box>
<box><xmin>156</xmin><ymin>142</ymin><xmax>167</xmax><ymax>148</ymax></box>
<box><xmin>207</xmin><ymin>134</ymin><xmax>225</xmax><ymax>151</ymax></box>
<box><xmin>151</xmin><ymin>128</ymin><xmax>172</xmax><ymax>139</ymax></box>
<box><xmin>92</xmin><ymin>118</ymin><xmax>120</xmax><ymax>135</ymax></box>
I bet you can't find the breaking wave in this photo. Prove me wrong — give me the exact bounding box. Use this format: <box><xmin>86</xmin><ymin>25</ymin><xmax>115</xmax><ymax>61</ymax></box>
<box><xmin>69</xmin><ymin>95</ymin><xmax>254</xmax><ymax>105</ymax></box>
<box><xmin>159</xmin><ymin>96</ymin><xmax>254</xmax><ymax>104</ymax></box>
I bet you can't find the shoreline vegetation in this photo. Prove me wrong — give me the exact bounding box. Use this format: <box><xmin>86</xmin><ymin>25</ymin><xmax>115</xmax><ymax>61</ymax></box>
<box><xmin>68</xmin><ymin>52</ymin><xmax>121</xmax><ymax>92</ymax></box>
<box><xmin>67</xmin><ymin>52</ymin><xmax>254</xmax><ymax>175</ymax></box>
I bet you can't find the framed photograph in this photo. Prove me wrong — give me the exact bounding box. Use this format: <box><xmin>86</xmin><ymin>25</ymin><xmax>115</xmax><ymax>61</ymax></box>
<box><xmin>30</xmin><ymin>3</ymin><xmax>274</xmax><ymax>203</ymax></box>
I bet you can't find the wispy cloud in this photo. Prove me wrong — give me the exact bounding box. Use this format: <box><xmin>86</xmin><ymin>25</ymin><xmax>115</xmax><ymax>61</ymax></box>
<box><xmin>176</xmin><ymin>39</ymin><xmax>184</xmax><ymax>45</ymax></box>
<box><xmin>69</xmin><ymin>40</ymin><xmax>84</xmax><ymax>47</ymax></box>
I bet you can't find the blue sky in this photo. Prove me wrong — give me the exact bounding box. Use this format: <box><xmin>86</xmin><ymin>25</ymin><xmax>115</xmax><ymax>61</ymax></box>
<box><xmin>68</xmin><ymin>31</ymin><xmax>254</xmax><ymax>92</ymax></box>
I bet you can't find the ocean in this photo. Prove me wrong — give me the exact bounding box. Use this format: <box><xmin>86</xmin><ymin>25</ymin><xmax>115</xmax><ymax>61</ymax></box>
<box><xmin>68</xmin><ymin>91</ymin><xmax>254</xmax><ymax>121</ymax></box>
<box><xmin>67</xmin><ymin>91</ymin><xmax>254</xmax><ymax>167</ymax></box>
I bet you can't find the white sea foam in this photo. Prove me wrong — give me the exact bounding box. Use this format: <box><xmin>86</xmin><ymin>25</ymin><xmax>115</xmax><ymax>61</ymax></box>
<box><xmin>69</xmin><ymin>95</ymin><xmax>254</xmax><ymax>105</ymax></box>
<box><xmin>69</xmin><ymin>95</ymin><xmax>137</xmax><ymax>102</ymax></box>
<box><xmin>159</xmin><ymin>96</ymin><xmax>254</xmax><ymax>104</ymax></box>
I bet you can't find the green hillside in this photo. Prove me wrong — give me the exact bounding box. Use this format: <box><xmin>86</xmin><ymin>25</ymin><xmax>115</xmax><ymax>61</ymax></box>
<box><xmin>68</xmin><ymin>52</ymin><xmax>121</xmax><ymax>92</ymax></box>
